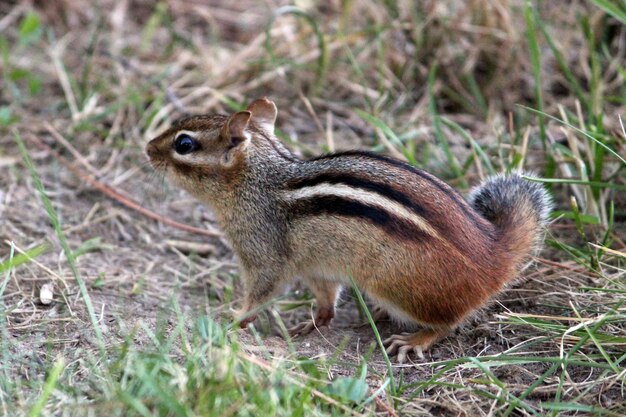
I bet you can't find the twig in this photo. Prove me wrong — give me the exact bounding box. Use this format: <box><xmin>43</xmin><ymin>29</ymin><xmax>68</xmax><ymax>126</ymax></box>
<box><xmin>44</xmin><ymin>122</ymin><xmax>100</xmax><ymax>176</ymax></box>
<box><xmin>3</xmin><ymin>240</ymin><xmax>72</xmax><ymax>295</ymax></box>
<box><xmin>534</xmin><ymin>258</ymin><xmax>587</xmax><ymax>272</ymax></box>
<box><xmin>50</xmin><ymin>38</ymin><xmax>80</xmax><ymax>121</ymax></box>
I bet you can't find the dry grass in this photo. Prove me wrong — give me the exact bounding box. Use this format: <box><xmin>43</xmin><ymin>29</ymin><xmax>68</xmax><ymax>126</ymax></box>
<box><xmin>1</xmin><ymin>0</ymin><xmax>625</xmax><ymax>415</ymax></box>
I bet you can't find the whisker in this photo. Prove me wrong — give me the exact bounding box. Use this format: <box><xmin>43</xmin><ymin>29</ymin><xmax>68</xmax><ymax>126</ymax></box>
<box><xmin>137</xmin><ymin>164</ymin><xmax>169</xmax><ymax>208</ymax></box>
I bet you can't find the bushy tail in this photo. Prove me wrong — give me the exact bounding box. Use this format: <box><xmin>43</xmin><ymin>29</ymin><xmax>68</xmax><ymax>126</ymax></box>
<box><xmin>469</xmin><ymin>172</ymin><xmax>553</xmax><ymax>270</ymax></box>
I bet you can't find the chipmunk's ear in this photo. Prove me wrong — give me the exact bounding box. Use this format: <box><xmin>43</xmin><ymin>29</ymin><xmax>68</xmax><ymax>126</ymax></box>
<box><xmin>221</xmin><ymin>111</ymin><xmax>252</xmax><ymax>167</ymax></box>
<box><xmin>246</xmin><ymin>97</ymin><xmax>277</xmax><ymax>133</ymax></box>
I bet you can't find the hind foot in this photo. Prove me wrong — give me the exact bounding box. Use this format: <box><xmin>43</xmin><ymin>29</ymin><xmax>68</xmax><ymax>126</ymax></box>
<box><xmin>383</xmin><ymin>328</ymin><xmax>449</xmax><ymax>363</ymax></box>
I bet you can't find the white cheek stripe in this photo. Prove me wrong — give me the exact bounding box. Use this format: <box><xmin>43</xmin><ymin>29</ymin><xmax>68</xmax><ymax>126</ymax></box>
<box><xmin>175</xmin><ymin>130</ymin><xmax>199</xmax><ymax>139</ymax></box>
<box><xmin>286</xmin><ymin>183</ymin><xmax>440</xmax><ymax>238</ymax></box>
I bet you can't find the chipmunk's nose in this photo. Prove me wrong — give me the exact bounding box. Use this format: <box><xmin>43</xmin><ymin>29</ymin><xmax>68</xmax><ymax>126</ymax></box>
<box><xmin>145</xmin><ymin>141</ymin><xmax>158</xmax><ymax>160</ymax></box>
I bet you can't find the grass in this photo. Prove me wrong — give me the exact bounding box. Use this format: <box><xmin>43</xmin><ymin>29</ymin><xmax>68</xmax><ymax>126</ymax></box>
<box><xmin>0</xmin><ymin>0</ymin><xmax>625</xmax><ymax>416</ymax></box>
<box><xmin>2</xmin><ymin>304</ymin><xmax>377</xmax><ymax>416</ymax></box>
<box><xmin>14</xmin><ymin>130</ymin><xmax>106</xmax><ymax>355</ymax></box>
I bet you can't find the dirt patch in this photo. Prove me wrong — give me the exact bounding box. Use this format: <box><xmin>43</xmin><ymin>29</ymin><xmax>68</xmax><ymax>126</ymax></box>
<box><xmin>1</xmin><ymin>0</ymin><xmax>625</xmax><ymax>415</ymax></box>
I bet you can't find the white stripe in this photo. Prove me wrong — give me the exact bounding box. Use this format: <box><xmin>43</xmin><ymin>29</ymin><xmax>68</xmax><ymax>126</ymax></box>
<box><xmin>174</xmin><ymin>130</ymin><xmax>199</xmax><ymax>139</ymax></box>
<box><xmin>286</xmin><ymin>183</ymin><xmax>439</xmax><ymax>238</ymax></box>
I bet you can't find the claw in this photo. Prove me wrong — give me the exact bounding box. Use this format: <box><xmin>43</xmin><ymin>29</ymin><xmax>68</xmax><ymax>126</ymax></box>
<box><xmin>413</xmin><ymin>345</ymin><xmax>425</xmax><ymax>360</ymax></box>
<box><xmin>397</xmin><ymin>345</ymin><xmax>413</xmax><ymax>363</ymax></box>
<box><xmin>288</xmin><ymin>320</ymin><xmax>317</xmax><ymax>337</ymax></box>
<box><xmin>288</xmin><ymin>306</ymin><xmax>334</xmax><ymax>337</ymax></box>
<box><xmin>382</xmin><ymin>329</ymin><xmax>448</xmax><ymax>363</ymax></box>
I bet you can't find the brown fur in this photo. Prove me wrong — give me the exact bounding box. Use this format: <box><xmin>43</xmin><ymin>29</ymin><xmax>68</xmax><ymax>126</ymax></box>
<box><xmin>146</xmin><ymin>98</ymin><xmax>551</xmax><ymax>360</ymax></box>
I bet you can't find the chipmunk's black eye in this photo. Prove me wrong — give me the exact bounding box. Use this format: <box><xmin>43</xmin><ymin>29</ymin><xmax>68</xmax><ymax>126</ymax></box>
<box><xmin>173</xmin><ymin>134</ymin><xmax>199</xmax><ymax>155</ymax></box>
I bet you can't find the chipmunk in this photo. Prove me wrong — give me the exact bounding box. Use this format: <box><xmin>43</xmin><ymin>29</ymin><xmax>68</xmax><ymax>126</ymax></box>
<box><xmin>146</xmin><ymin>98</ymin><xmax>552</xmax><ymax>362</ymax></box>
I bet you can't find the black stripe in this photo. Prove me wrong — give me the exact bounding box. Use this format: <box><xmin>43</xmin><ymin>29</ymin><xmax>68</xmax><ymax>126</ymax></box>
<box><xmin>308</xmin><ymin>150</ymin><xmax>493</xmax><ymax>238</ymax></box>
<box><xmin>288</xmin><ymin>195</ymin><xmax>431</xmax><ymax>243</ymax></box>
<box><xmin>288</xmin><ymin>172</ymin><xmax>427</xmax><ymax>217</ymax></box>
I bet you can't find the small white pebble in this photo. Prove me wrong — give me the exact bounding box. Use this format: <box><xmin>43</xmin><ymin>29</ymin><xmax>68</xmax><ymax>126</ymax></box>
<box><xmin>40</xmin><ymin>283</ymin><xmax>54</xmax><ymax>305</ymax></box>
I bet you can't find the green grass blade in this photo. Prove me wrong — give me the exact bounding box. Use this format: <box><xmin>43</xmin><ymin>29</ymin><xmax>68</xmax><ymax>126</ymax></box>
<box><xmin>467</xmin><ymin>357</ymin><xmax>541</xmax><ymax>416</ymax></box>
<box><xmin>348</xmin><ymin>275</ymin><xmax>395</xmax><ymax>397</ymax></box>
<box><xmin>538</xmin><ymin>21</ymin><xmax>587</xmax><ymax>109</ymax></box>
<box><xmin>118</xmin><ymin>389</ymin><xmax>153</xmax><ymax>417</ymax></box>
<box><xmin>427</xmin><ymin>64</ymin><xmax>467</xmax><ymax>186</ymax></box>
<box><xmin>0</xmin><ymin>244</ymin><xmax>16</xmax><ymax>301</ymax></box>
<box><xmin>14</xmin><ymin>130</ymin><xmax>106</xmax><ymax>355</ymax></box>
<box><xmin>463</xmin><ymin>73</ymin><xmax>488</xmax><ymax>117</ymax></box>
<box><xmin>589</xmin><ymin>0</ymin><xmax>626</xmax><ymax>25</ymax></box>
<box><xmin>442</xmin><ymin>117</ymin><xmax>496</xmax><ymax>175</ymax></box>
<box><xmin>522</xmin><ymin>176</ymin><xmax>626</xmax><ymax>192</ymax></box>
<box><xmin>0</xmin><ymin>243</ymin><xmax>48</xmax><ymax>275</ymax></box>
<box><xmin>542</xmin><ymin>401</ymin><xmax>623</xmax><ymax>416</ymax></box>
<box><xmin>27</xmin><ymin>356</ymin><xmax>64</xmax><ymax>417</ymax></box>
<box><xmin>355</xmin><ymin>109</ymin><xmax>416</xmax><ymax>165</ymax></box>
<box><xmin>502</xmin><ymin>363</ymin><xmax>560</xmax><ymax>417</ymax></box>
<box><xmin>264</xmin><ymin>6</ymin><xmax>328</xmax><ymax>89</ymax></box>
<box><xmin>524</xmin><ymin>3</ymin><xmax>546</xmax><ymax>143</ymax></box>
<box><xmin>518</xmin><ymin>105</ymin><xmax>626</xmax><ymax>166</ymax></box>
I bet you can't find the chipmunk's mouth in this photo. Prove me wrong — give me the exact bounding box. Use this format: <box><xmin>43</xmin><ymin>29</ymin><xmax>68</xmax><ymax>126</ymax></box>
<box><xmin>148</xmin><ymin>158</ymin><xmax>169</xmax><ymax>173</ymax></box>
<box><xmin>146</xmin><ymin>153</ymin><xmax>168</xmax><ymax>170</ymax></box>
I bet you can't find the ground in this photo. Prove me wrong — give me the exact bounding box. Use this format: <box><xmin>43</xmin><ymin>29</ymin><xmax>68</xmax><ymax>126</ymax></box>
<box><xmin>1</xmin><ymin>1</ymin><xmax>625</xmax><ymax>416</ymax></box>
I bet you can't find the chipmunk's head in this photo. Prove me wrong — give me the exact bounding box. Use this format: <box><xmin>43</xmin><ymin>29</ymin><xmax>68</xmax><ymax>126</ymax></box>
<box><xmin>146</xmin><ymin>98</ymin><xmax>278</xmax><ymax>194</ymax></box>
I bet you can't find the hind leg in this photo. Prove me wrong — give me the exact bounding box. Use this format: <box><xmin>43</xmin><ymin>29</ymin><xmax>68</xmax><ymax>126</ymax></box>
<box><xmin>289</xmin><ymin>278</ymin><xmax>339</xmax><ymax>337</ymax></box>
<box><xmin>384</xmin><ymin>327</ymin><xmax>450</xmax><ymax>363</ymax></box>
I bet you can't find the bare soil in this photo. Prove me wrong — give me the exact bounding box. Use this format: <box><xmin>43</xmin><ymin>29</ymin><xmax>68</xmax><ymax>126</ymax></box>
<box><xmin>1</xmin><ymin>0</ymin><xmax>625</xmax><ymax>415</ymax></box>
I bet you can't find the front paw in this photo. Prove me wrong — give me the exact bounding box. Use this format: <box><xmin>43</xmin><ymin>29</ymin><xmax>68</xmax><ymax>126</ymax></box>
<box><xmin>288</xmin><ymin>319</ymin><xmax>317</xmax><ymax>337</ymax></box>
<box><xmin>236</xmin><ymin>313</ymin><xmax>257</xmax><ymax>329</ymax></box>
<box><xmin>288</xmin><ymin>306</ymin><xmax>334</xmax><ymax>337</ymax></box>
